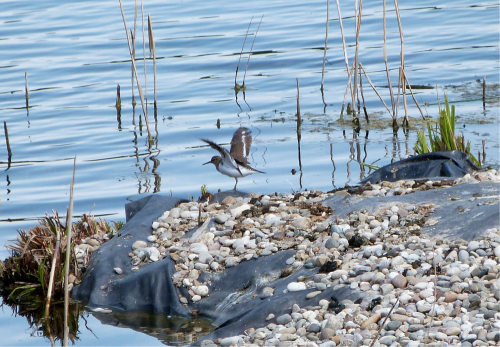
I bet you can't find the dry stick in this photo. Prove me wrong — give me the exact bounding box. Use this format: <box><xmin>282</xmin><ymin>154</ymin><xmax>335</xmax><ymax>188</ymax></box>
<box><xmin>147</xmin><ymin>15</ymin><xmax>156</xmax><ymax>108</ymax></box>
<box><xmin>235</xmin><ymin>17</ymin><xmax>254</xmax><ymax>88</ymax></box>
<box><xmin>242</xmin><ymin>15</ymin><xmax>264</xmax><ymax>88</ymax></box>
<box><xmin>335</xmin><ymin>0</ymin><xmax>354</xmax><ymax>107</ymax></box>
<box><xmin>359</xmin><ymin>63</ymin><xmax>392</xmax><ymax>115</ymax></box>
<box><xmin>394</xmin><ymin>66</ymin><xmax>402</xmax><ymax>126</ymax></box>
<box><xmin>321</xmin><ymin>0</ymin><xmax>330</xmax><ymax>91</ymax></box>
<box><xmin>483</xmin><ymin>76</ymin><xmax>486</xmax><ymax>109</ymax></box>
<box><xmin>340</xmin><ymin>60</ymin><xmax>356</xmax><ymax>117</ymax></box>
<box><xmin>44</xmin><ymin>224</ymin><xmax>61</xmax><ymax>319</ymax></box>
<box><xmin>382</xmin><ymin>0</ymin><xmax>395</xmax><ymax>118</ymax></box>
<box><xmin>358</xmin><ymin>64</ymin><xmax>368</xmax><ymax>121</ymax></box>
<box><xmin>119</xmin><ymin>0</ymin><xmax>151</xmax><ymax>140</ymax></box>
<box><xmin>394</xmin><ymin>0</ymin><xmax>407</xmax><ymax>124</ymax></box>
<box><xmin>296</xmin><ymin>78</ymin><xmax>303</xmax><ymax>186</ymax></box>
<box><xmin>63</xmin><ymin>157</ymin><xmax>76</xmax><ymax>347</ymax></box>
<box><xmin>141</xmin><ymin>0</ymin><xmax>147</xmax><ymax>108</ymax></box>
<box><xmin>401</xmin><ymin>68</ymin><xmax>425</xmax><ymax>120</ymax></box>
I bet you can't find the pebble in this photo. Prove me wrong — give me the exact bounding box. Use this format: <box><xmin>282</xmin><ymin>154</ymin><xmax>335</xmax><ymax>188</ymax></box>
<box><xmin>123</xmin><ymin>173</ymin><xmax>500</xmax><ymax>346</ymax></box>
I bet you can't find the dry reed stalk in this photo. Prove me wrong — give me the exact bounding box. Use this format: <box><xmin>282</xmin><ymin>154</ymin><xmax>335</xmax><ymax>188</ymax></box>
<box><xmin>115</xmin><ymin>84</ymin><xmax>121</xmax><ymax>110</ymax></box>
<box><xmin>63</xmin><ymin>157</ymin><xmax>76</xmax><ymax>347</ymax></box>
<box><xmin>383</xmin><ymin>0</ymin><xmax>395</xmax><ymax>118</ymax></box>
<box><xmin>394</xmin><ymin>66</ymin><xmax>402</xmax><ymax>127</ymax></box>
<box><xmin>131</xmin><ymin>30</ymin><xmax>136</xmax><ymax>106</ymax></box>
<box><xmin>482</xmin><ymin>140</ymin><xmax>486</xmax><ymax>162</ymax></box>
<box><xmin>340</xmin><ymin>61</ymin><xmax>356</xmax><ymax>117</ymax></box>
<box><xmin>393</xmin><ymin>0</ymin><xmax>407</xmax><ymax>122</ymax></box>
<box><xmin>235</xmin><ymin>17</ymin><xmax>253</xmax><ymax>88</ymax></box>
<box><xmin>119</xmin><ymin>0</ymin><xmax>152</xmax><ymax>140</ymax></box>
<box><xmin>25</xmin><ymin>72</ymin><xmax>29</xmax><ymax>112</ymax></box>
<box><xmin>321</xmin><ymin>0</ymin><xmax>330</xmax><ymax>91</ymax></box>
<box><xmin>296</xmin><ymin>78</ymin><xmax>303</xmax><ymax>185</ymax></box>
<box><xmin>359</xmin><ymin>63</ymin><xmax>392</xmax><ymax>115</ymax></box>
<box><xmin>335</xmin><ymin>0</ymin><xmax>354</xmax><ymax>105</ymax></box>
<box><xmin>4</xmin><ymin>121</ymin><xmax>12</xmax><ymax>163</ymax></box>
<box><xmin>401</xmin><ymin>68</ymin><xmax>425</xmax><ymax>119</ymax></box>
<box><xmin>358</xmin><ymin>65</ymin><xmax>368</xmax><ymax>121</ymax></box>
<box><xmin>242</xmin><ymin>15</ymin><xmax>264</xmax><ymax>88</ymax></box>
<box><xmin>44</xmin><ymin>224</ymin><xmax>61</xmax><ymax>319</ymax></box>
<box><xmin>483</xmin><ymin>76</ymin><xmax>486</xmax><ymax>109</ymax></box>
<box><xmin>352</xmin><ymin>0</ymin><xmax>362</xmax><ymax>117</ymax></box>
<box><xmin>147</xmin><ymin>15</ymin><xmax>157</xmax><ymax>108</ymax></box>
<box><xmin>141</xmin><ymin>0</ymin><xmax>147</xmax><ymax>107</ymax></box>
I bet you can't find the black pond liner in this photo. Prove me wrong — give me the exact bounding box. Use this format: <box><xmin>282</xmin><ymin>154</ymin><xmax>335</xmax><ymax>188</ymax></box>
<box><xmin>72</xmin><ymin>151</ymin><xmax>498</xmax><ymax>345</ymax></box>
<box><xmin>360</xmin><ymin>150</ymin><xmax>480</xmax><ymax>184</ymax></box>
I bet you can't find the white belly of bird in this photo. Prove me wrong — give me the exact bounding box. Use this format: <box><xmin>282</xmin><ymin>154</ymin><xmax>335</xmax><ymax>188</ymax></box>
<box><xmin>217</xmin><ymin>163</ymin><xmax>254</xmax><ymax>178</ymax></box>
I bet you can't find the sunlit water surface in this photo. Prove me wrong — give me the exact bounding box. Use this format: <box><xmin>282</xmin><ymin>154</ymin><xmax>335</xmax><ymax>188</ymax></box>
<box><xmin>0</xmin><ymin>0</ymin><xmax>498</xmax><ymax>345</ymax></box>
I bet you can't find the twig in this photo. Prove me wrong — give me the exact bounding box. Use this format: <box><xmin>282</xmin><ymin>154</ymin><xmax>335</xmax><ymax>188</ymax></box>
<box><xmin>235</xmin><ymin>17</ymin><xmax>254</xmax><ymax>88</ymax></box>
<box><xmin>63</xmin><ymin>157</ymin><xmax>76</xmax><ymax>347</ymax></box>
<box><xmin>482</xmin><ymin>139</ymin><xmax>486</xmax><ymax>163</ymax></box>
<box><xmin>383</xmin><ymin>0</ymin><xmax>395</xmax><ymax>118</ymax></box>
<box><xmin>242</xmin><ymin>15</ymin><xmax>264</xmax><ymax>88</ymax></box>
<box><xmin>321</xmin><ymin>0</ymin><xmax>330</xmax><ymax>91</ymax></box>
<box><xmin>148</xmin><ymin>15</ymin><xmax>157</xmax><ymax>108</ymax></box>
<box><xmin>118</xmin><ymin>0</ymin><xmax>152</xmax><ymax>140</ymax></box>
<box><xmin>359</xmin><ymin>63</ymin><xmax>392</xmax><ymax>115</ymax></box>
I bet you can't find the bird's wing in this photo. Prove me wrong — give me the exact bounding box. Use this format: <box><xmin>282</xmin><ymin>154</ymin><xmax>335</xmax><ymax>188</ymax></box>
<box><xmin>230</xmin><ymin>127</ymin><xmax>252</xmax><ymax>163</ymax></box>
<box><xmin>201</xmin><ymin>138</ymin><xmax>238</xmax><ymax>166</ymax></box>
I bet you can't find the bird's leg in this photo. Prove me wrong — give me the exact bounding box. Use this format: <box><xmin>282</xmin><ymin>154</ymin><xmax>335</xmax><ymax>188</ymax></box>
<box><xmin>233</xmin><ymin>177</ymin><xmax>238</xmax><ymax>191</ymax></box>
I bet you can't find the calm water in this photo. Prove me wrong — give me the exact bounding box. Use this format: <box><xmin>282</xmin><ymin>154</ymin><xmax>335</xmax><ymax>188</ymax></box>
<box><xmin>0</xmin><ymin>0</ymin><xmax>499</xmax><ymax>345</ymax></box>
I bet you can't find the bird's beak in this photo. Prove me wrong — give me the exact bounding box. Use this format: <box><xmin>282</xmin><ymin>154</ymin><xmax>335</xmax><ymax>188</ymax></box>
<box><xmin>203</xmin><ymin>160</ymin><xmax>211</xmax><ymax>165</ymax></box>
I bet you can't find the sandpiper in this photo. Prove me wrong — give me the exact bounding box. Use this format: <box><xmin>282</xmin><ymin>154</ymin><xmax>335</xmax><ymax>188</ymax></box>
<box><xmin>202</xmin><ymin>127</ymin><xmax>265</xmax><ymax>190</ymax></box>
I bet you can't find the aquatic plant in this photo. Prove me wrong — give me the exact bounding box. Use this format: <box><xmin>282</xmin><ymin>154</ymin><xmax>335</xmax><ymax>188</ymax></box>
<box><xmin>415</xmin><ymin>95</ymin><xmax>481</xmax><ymax>167</ymax></box>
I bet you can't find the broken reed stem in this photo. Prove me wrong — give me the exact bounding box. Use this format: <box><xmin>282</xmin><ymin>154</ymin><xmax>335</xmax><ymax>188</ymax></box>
<box><xmin>321</xmin><ymin>0</ymin><xmax>330</xmax><ymax>91</ymax></box>
<box><xmin>115</xmin><ymin>84</ymin><xmax>122</xmax><ymax>110</ymax></box>
<box><xmin>340</xmin><ymin>61</ymin><xmax>356</xmax><ymax>117</ymax></box>
<box><xmin>63</xmin><ymin>157</ymin><xmax>76</xmax><ymax>347</ymax></box>
<box><xmin>25</xmin><ymin>72</ymin><xmax>29</xmax><ymax>111</ymax></box>
<box><xmin>335</xmin><ymin>0</ymin><xmax>354</xmax><ymax>106</ymax></box>
<box><xmin>243</xmin><ymin>14</ymin><xmax>264</xmax><ymax>87</ymax></box>
<box><xmin>482</xmin><ymin>140</ymin><xmax>486</xmax><ymax>162</ymax></box>
<box><xmin>359</xmin><ymin>63</ymin><xmax>392</xmax><ymax>115</ymax></box>
<box><xmin>383</xmin><ymin>0</ymin><xmax>395</xmax><ymax>118</ymax></box>
<box><xmin>44</xmin><ymin>224</ymin><xmax>61</xmax><ymax>319</ymax></box>
<box><xmin>147</xmin><ymin>15</ymin><xmax>157</xmax><ymax>108</ymax></box>
<box><xmin>352</xmin><ymin>0</ymin><xmax>363</xmax><ymax>117</ymax></box>
<box><xmin>4</xmin><ymin>121</ymin><xmax>12</xmax><ymax>165</ymax></box>
<box><xmin>235</xmin><ymin>16</ymin><xmax>254</xmax><ymax>87</ymax></box>
<box><xmin>394</xmin><ymin>66</ymin><xmax>402</xmax><ymax>125</ymax></box>
<box><xmin>483</xmin><ymin>76</ymin><xmax>486</xmax><ymax>109</ymax></box>
<box><xmin>358</xmin><ymin>64</ymin><xmax>368</xmax><ymax>121</ymax></box>
<box><xmin>401</xmin><ymin>69</ymin><xmax>425</xmax><ymax>120</ymax></box>
<box><xmin>394</xmin><ymin>0</ymin><xmax>407</xmax><ymax>122</ymax></box>
<box><xmin>118</xmin><ymin>0</ymin><xmax>152</xmax><ymax>140</ymax></box>
<box><xmin>141</xmin><ymin>0</ymin><xmax>147</xmax><ymax>107</ymax></box>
